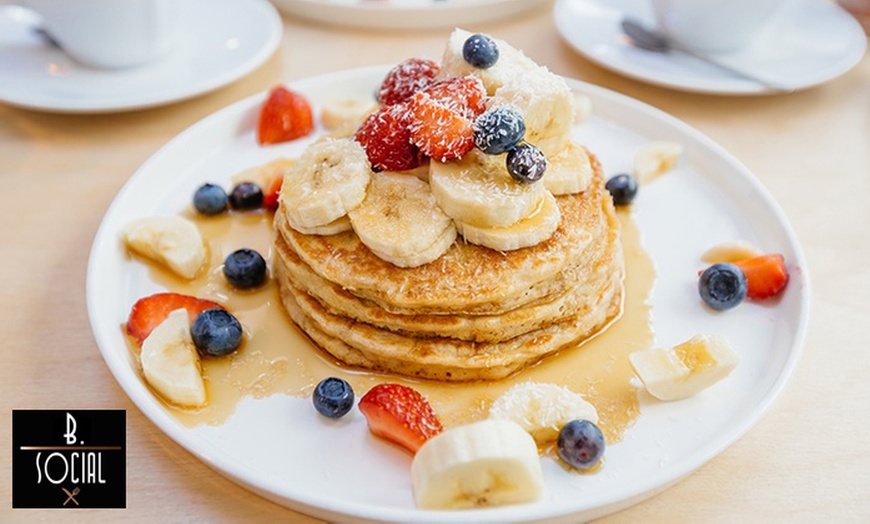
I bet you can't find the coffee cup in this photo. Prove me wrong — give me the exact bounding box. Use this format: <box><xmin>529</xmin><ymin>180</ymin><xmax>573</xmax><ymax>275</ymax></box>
<box><xmin>650</xmin><ymin>0</ymin><xmax>785</xmax><ymax>52</ymax></box>
<box><xmin>1</xmin><ymin>0</ymin><xmax>181</xmax><ymax>69</ymax></box>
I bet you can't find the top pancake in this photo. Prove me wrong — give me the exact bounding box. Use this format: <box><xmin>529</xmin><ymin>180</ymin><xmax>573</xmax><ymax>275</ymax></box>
<box><xmin>279</xmin><ymin>153</ymin><xmax>614</xmax><ymax>315</ymax></box>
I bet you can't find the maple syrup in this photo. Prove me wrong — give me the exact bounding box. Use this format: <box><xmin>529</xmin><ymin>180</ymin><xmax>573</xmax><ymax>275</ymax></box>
<box><xmin>127</xmin><ymin>207</ymin><xmax>655</xmax><ymax>443</ymax></box>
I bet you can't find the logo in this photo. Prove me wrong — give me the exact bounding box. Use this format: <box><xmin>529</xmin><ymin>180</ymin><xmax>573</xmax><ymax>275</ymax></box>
<box><xmin>12</xmin><ymin>410</ymin><xmax>126</xmax><ymax>508</ymax></box>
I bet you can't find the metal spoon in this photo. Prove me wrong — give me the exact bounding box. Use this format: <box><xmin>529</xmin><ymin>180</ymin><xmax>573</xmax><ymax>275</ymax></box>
<box><xmin>620</xmin><ymin>17</ymin><xmax>793</xmax><ymax>92</ymax></box>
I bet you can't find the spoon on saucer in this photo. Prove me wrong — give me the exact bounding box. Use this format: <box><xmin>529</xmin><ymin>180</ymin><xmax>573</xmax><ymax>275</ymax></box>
<box><xmin>620</xmin><ymin>17</ymin><xmax>793</xmax><ymax>93</ymax></box>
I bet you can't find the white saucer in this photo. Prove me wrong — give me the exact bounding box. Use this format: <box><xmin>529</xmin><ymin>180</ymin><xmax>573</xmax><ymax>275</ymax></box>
<box><xmin>0</xmin><ymin>0</ymin><xmax>282</xmax><ymax>113</ymax></box>
<box><xmin>554</xmin><ymin>0</ymin><xmax>867</xmax><ymax>95</ymax></box>
<box><xmin>270</xmin><ymin>0</ymin><xmax>549</xmax><ymax>29</ymax></box>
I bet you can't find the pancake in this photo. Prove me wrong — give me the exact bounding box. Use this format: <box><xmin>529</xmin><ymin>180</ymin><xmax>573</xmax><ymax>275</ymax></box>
<box><xmin>278</xmin><ymin>154</ymin><xmax>613</xmax><ymax>316</ymax></box>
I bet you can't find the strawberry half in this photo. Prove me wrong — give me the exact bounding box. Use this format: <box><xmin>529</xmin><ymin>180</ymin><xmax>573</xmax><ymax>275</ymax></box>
<box><xmin>422</xmin><ymin>76</ymin><xmax>487</xmax><ymax>120</ymax></box>
<box><xmin>358</xmin><ymin>383</ymin><xmax>443</xmax><ymax>454</ymax></box>
<box><xmin>377</xmin><ymin>57</ymin><xmax>440</xmax><ymax>106</ymax></box>
<box><xmin>408</xmin><ymin>91</ymin><xmax>475</xmax><ymax>163</ymax></box>
<box><xmin>734</xmin><ymin>254</ymin><xmax>789</xmax><ymax>300</ymax></box>
<box><xmin>126</xmin><ymin>292</ymin><xmax>223</xmax><ymax>346</ymax></box>
<box><xmin>262</xmin><ymin>171</ymin><xmax>284</xmax><ymax>210</ymax></box>
<box><xmin>257</xmin><ymin>86</ymin><xmax>314</xmax><ymax>145</ymax></box>
<box><xmin>354</xmin><ymin>103</ymin><xmax>422</xmax><ymax>171</ymax></box>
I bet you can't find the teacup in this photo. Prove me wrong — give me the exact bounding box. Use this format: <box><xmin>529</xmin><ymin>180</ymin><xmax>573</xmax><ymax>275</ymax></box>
<box><xmin>1</xmin><ymin>0</ymin><xmax>181</xmax><ymax>69</ymax></box>
<box><xmin>651</xmin><ymin>0</ymin><xmax>785</xmax><ymax>52</ymax></box>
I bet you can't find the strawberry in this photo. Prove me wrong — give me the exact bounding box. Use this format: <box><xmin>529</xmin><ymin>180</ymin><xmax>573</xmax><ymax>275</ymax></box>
<box><xmin>377</xmin><ymin>58</ymin><xmax>440</xmax><ymax>106</ymax></box>
<box><xmin>257</xmin><ymin>86</ymin><xmax>314</xmax><ymax>145</ymax></box>
<box><xmin>358</xmin><ymin>383</ymin><xmax>443</xmax><ymax>454</ymax></box>
<box><xmin>408</xmin><ymin>91</ymin><xmax>475</xmax><ymax>162</ymax></box>
<box><xmin>354</xmin><ymin>103</ymin><xmax>422</xmax><ymax>171</ymax></box>
<box><xmin>422</xmin><ymin>76</ymin><xmax>487</xmax><ymax>120</ymax></box>
<box><xmin>734</xmin><ymin>254</ymin><xmax>789</xmax><ymax>300</ymax></box>
<box><xmin>262</xmin><ymin>171</ymin><xmax>284</xmax><ymax>210</ymax></box>
<box><xmin>126</xmin><ymin>292</ymin><xmax>223</xmax><ymax>346</ymax></box>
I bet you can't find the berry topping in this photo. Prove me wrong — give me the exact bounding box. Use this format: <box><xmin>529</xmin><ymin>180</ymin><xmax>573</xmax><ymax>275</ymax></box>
<box><xmin>462</xmin><ymin>33</ymin><xmax>499</xmax><ymax>69</ymax></box>
<box><xmin>223</xmin><ymin>248</ymin><xmax>267</xmax><ymax>289</ymax></box>
<box><xmin>229</xmin><ymin>182</ymin><xmax>264</xmax><ymax>210</ymax></box>
<box><xmin>377</xmin><ymin>58</ymin><xmax>440</xmax><ymax>106</ymax></box>
<box><xmin>421</xmin><ymin>76</ymin><xmax>487</xmax><ymax>120</ymax></box>
<box><xmin>257</xmin><ymin>86</ymin><xmax>314</xmax><ymax>145</ymax></box>
<box><xmin>193</xmin><ymin>183</ymin><xmax>228</xmax><ymax>216</ymax></box>
<box><xmin>557</xmin><ymin>419</ymin><xmax>605</xmax><ymax>470</ymax></box>
<box><xmin>473</xmin><ymin>106</ymin><xmax>525</xmax><ymax>155</ymax></box>
<box><xmin>506</xmin><ymin>143</ymin><xmax>547</xmax><ymax>184</ymax></box>
<box><xmin>408</xmin><ymin>91</ymin><xmax>475</xmax><ymax>163</ymax></box>
<box><xmin>358</xmin><ymin>383</ymin><xmax>443</xmax><ymax>454</ymax></box>
<box><xmin>699</xmin><ymin>263</ymin><xmax>747</xmax><ymax>311</ymax></box>
<box><xmin>605</xmin><ymin>174</ymin><xmax>638</xmax><ymax>206</ymax></box>
<box><xmin>262</xmin><ymin>171</ymin><xmax>284</xmax><ymax>211</ymax></box>
<box><xmin>126</xmin><ymin>292</ymin><xmax>223</xmax><ymax>346</ymax></box>
<box><xmin>355</xmin><ymin>103</ymin><xmax>422</xmax><ymax>171</ymax></box>
<box><xmin>734</xmin><ymin>254</ymin><xmax>789</xmax><ymax>300</ymax></box>
<box><xmin>191</xmin><ymin>308</ymin><xmax>243</xmax><ymax>357</ymax></box>
<box><xmin>312</xmin><ymin>377</ymin><xmax>355</xmax><ymax>419</ymax></box>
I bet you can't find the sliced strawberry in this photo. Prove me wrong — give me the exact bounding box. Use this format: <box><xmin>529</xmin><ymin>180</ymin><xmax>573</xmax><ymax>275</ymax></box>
<box><xmin>422</xmin><ymin>76</ymin><xmax>487</xmax><ymax>120</ymax></box>
<box><xmin>257</xmin><ymin>86</ymin><xmax>314</xmax><ymax>145</ymax></box>
<box><xmin>734</xmin><ymin>254</ymin><xmax>789</xmax><ymax>300</ymax></box>
<box><xmin>354</xmin><ymin>103</ymin><xmax>422</xmax><ymax>171</ymax></box>
<box><xmin>126</xmin><ymin>292</ymin><xmax>223</xmax><ymax>346</ymax></box>
<box><xmin>408</xmin><ymin>91</ymin><xmax>475</xmax><ymax>163</ymax></box>
<box><xmin>263</xmin><ymin>171</ymin><xmax>284</xmax><ymax>210</ymax></box>
<box><xmin>377</xmin><ymin>58</ymin><xmax>440</xmax><ymax>106</ymax></box>
<box><xmin>358</xmin><ymin>383</ymin><xmax>443</xmax><ymax>454</ymax></box>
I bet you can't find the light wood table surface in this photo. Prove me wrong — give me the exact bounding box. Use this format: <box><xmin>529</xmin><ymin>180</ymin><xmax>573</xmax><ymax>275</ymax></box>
<box><xmin>2</xmin><ymin>3</ymin><xmax>868</xmax><ymax>522</ymax></box>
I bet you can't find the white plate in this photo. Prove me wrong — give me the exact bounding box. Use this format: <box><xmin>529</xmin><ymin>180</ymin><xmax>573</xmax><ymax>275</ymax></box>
<box><xmin>87</xmin><ymin>66</ymin><xmax>810</xmax><ymax>522</ymax></box>
<box><xmin>554</xmin><ymin>0</ymin><xmax>867</xmax><ymax>95</ymax></box>
<box><xmin>270</xmin><ymin>0</ymin><xmax>549</xmax><ymax>29</ymax></box>
<box><xmin>0</xmin><ymin>0</ymin><xmax>282</xmax><ymax>113</ymax></box>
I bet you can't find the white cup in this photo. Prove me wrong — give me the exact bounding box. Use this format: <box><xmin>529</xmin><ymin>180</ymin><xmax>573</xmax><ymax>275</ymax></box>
<box><xmin>651</xmin><ymin>0</ymin><xmax>785</xmax><ymax>52</ymax></box>
<box><xmin>3</xmin><ymin>0</ymin><xmax>181</xmax><ymax>69</ymax></box>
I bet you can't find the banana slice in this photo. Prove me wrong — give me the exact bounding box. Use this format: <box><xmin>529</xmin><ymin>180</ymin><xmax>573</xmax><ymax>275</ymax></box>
<box><xmin>121</xmin><ymin>215</ymin><xmax>206</xmax><ymax>279</ymax></box>
<box><xmin>282</xmin><ymin>137</ymin><xmax>371</xmax><ymax>231</ymax></box>
<box><xmin>490</xmin><ymin>65</ymin><xmax>574</xmax><ymax>158</ymax></box>
<box><xmin>231</xmin><ymin>157</ymin><xmax>294</xmax><ymax>189</ymax></box>
<box><xmin>348</xmin><ymin>172</ymin><xmax>456</xmax><ymax>268</ymax></box>
<box><xmin>542</xmin><ymin>141</ymin><xmax>593</xmax><ymax>196</ymax></box>
<box><xmin>411</xmin><ymin>419</ymin><xmax>543</xmax><ymax>509</ymax></box>
<box><xmin>140</xmin><ymin>309</ymin><xmax>206</xmax><ymax>407</ymax></box>
<box><xmin>633</xmin><ymin>141</ymin><xmax>683</xmax><ymax>184</ymax></box>
<box><xmin>320</xmin><ymin>96</ymin><xmax>378</xmax><ymax>135</ymax></box>
<box><xmin>291</xmin><ymin>215</ymin><xmax>353</xmax><ymax>236</ymax></box>
<box><xmin>629</xmin><ymin>334</ymin><xmax>740</xmax><ymax>401</ymax></box>
<box><xmin>439</xmin><ymin>28</ymin><xmax>537</xmax><ymax>96</ymax></box>
<box><xmin>430</xmin><ymin>149</ymin><xmax>545</xmax><ymax>228</ymax></box>
<box><xmin>488</xmin><ymin>382</ymin><xmax>598</xmax><ymax>445</ymax></box>
<box><xmin>455</xmin><ymin>191</ymin><xmax>560</xmax><ymax>251</ymax></box>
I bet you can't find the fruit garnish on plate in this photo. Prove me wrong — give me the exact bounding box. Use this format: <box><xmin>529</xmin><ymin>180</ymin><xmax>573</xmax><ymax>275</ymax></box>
<box><xmin>377</xmin><ymin>57</ymin><xmax>440</xmax><ymax>106</ymax></box>
<box><xmin>734</xmin><ymin>253</ymin><xmax>789</xmax><ymax>300</ymax></box>
<box><xmin>358</xmin><ymin>383</ymin><xmax>443</xmax><ymax>454</ymax></box>
<box><xmin>140</xmin><ymin>309</ymin><xmax>207</xmax><ymax>408</ymax></box>
<box><xmin>121</xmin><ymin>215</ymin><xmax>207</xmax><ymax>279</ymax></box>
<box><xmin>257</xmin><ymin>86</ymin><xmax>314</xmax><ymax>146</ymax></box>
<box><xmin>126</xmin><ymin>292</ymin><xmax>223</xmax><ymax>345</ymax></box>
<box><xmin>355</xmin><ymin>102</ymin><xmax>422</xmax><ymax>172</ymax></box>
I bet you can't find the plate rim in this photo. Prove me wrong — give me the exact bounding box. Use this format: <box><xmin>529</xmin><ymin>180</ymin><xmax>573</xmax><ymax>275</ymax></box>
<box><xmin>86</xmin><ymin>64</ymin><xmax>812</xmax><ymax>522</ymax></box>
<box><xmin>0</xmin><ymin>0</ymin><xmax>283</xmax><ymax>114</ymax></box>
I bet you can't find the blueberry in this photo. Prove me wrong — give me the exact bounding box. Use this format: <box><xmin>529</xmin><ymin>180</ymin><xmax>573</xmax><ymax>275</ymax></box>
<box><xmin>557</xmin><ymin>419</ymin><xmax>605</xmax><ymax>470</ymax></box>
<box><xmin>506</xmin><ymin>143</ymin><xmax>547</xmax><ymax>184</ymax></box>
<box><xmin>193</xmin><ymin>183</ymin><xmax>228</xmax><ymax>215</ymax></box>
<box><xmin>312</xmin><ymin>377</ymin><xmax>354</xmax><ymax>419</ymax></box>
<box><xmin>223</xmin><ymin>248</ymin><xmax>267</xmax><ymax>289</ymax></box>
<box><xmin>605</xmin><ymin>174</ymin><xmax>638</xmax><ymax>206</ymax></box>
<box><xmin>699</xmin><ymin>263</ymin><xmax>747</xmax><ymax>311</ymax></box>
<box><xmin>473</xmin><ymin>107</ymin><xmax>525</xmax><ymax>155</ymax></box>
<box><xmin>228</xmin><ymin>182</ymin><xmax>263</xmax><ymax>210</ymax></box>
<box><xmin>462</xmin><ymin>33</ymin><xmax>499</xmax><ymax>69</ymax></box>
<box><xmin>191</xmin><ymin>308</ymin><xmax>243</xmax><ymax>357</ymax></box>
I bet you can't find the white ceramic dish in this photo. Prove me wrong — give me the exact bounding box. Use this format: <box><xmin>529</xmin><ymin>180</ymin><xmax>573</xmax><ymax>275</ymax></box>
<box><xmin>87</xmin><ymin>66</ymin><xmax>810</xmax><ymax>522</ymax></box>
<box><xmin>269</xmin><ymin>0</ymin><xmax>549</xmax><ymax>29</ymax></box>
<box><xmin>0</xmin><ymin>0</ymin><xmax>282</xmax><ymax>113</ymax></box>
<box><xmin>553</xmin><ymin>0</ymin><xmax>867</xmax><ymax>95</ymax></box>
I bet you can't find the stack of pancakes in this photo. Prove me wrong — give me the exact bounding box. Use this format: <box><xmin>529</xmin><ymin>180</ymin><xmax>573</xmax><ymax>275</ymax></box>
<box><xmin>272</xmin><ymin>154</ymin><xmax>624</xmax><ymax>381</ymax></box>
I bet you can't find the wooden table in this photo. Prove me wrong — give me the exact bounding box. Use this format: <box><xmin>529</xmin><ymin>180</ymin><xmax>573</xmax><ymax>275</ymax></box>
<box><xmin>2</xmin><ymin>3</ymin><xmax>868</xmax><ymax>521</ymax></box>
